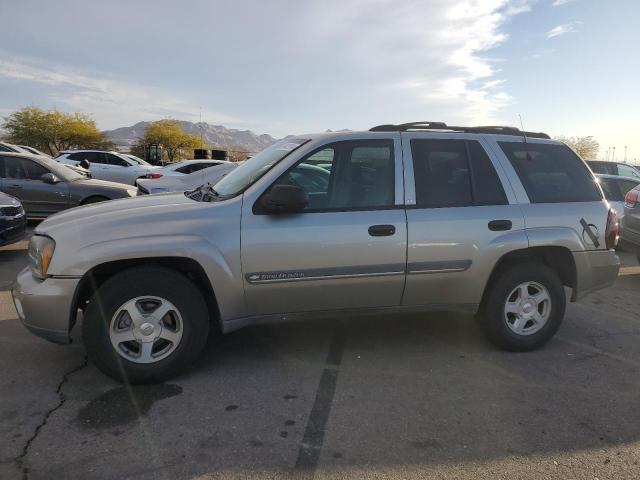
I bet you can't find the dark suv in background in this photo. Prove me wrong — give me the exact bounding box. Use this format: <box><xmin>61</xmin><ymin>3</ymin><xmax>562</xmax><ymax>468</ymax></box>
<box><xmin>587</xmin><ymin>160</ymin><xmax>640</xmax><ymax>180</ymax></box>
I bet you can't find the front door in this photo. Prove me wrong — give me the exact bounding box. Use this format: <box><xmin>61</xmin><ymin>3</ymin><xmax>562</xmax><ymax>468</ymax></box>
<box><xmin>0</xmin><ymin>156</ymin><xmax>71</xmax><ymax>217</ymax></box>
<box><xmin>241</xmin><ymin>137</ymin><xmax>407</xmax><ymax>316</ymax></box>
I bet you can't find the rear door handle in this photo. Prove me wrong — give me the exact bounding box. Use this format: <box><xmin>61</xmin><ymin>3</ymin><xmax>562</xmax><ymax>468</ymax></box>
<box><xmin>488</xmin><ymin>220</ymin><xmax>512</xmax><ymax>231</ymax></box>
<box><xmin>368</xmin><ymin>224</ymin><xmax>396</xmax><ymax>237</ymax></box>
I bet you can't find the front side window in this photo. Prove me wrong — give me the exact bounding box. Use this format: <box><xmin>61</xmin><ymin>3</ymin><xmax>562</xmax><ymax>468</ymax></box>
<box><xmin>2</xmin><ymin>157</ymin><xmax>49</xmax><ymax>180</ymax></box>
<box><xmin>267</xmin><ymin>140</ymin><xmax>395</xmax><ymax>212</ymax></box>
<box><xmin>411</xmin><ymin>139</ymin><xmax>506</xmax><ymax>208</ymax></box>
<box><xmin>68</xmin><ymin>152</ymin><xmax>106</xmax><ymax>164</ymax></box>
<box><xmin>499</xmin><ymin>142</ymin><xmax>601</xmax><ymax>203</ymax></box>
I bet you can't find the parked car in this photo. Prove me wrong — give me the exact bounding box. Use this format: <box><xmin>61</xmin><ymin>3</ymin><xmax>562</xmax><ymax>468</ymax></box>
<box><xmin>136</xmin><ymin>161</ymin><xmax>238</xmax><ymax>194</ymax></box>
<box><xmin>0</xmin><ymin>192</ymin><xmax>27</xmax><ymax>246</ymax></box>
<box><xmin>587</xmin><ymin>160</ymin><xmax>640</xmax><ymax>180</ymax></box>
<box><xmin>18</xmin><ymin>146</ymin><xmax>51</xmax><ymax>157</ymax></box>
<box><xmin>596</xmin><ymin>174</ymin><xmax>640</xmax><ymax>222</ymax></box>
<box><xmin>620</xmin><ymin>185</ymin><xmax>640</xmax><ymax>262</ymax></box>
<box><xmin>56</xmin><ymin>150</ymin><xmax>161</xmax><ymax>185</ymax></box>
<box><xmin>14</xmin><ymin>122</ymin><xmax>620</xmax><ymax>383</ymax></box>
<box><xmin>0</xmin><ymin>142</ymin><xmax>31</xmax><ymax>154</ymax></box>
<box><xmin>0</xmin><ymin>152</ymin><xmax>137</xmax><ymax>218</ymax></box>
<box><xmin>146</xmin><ymin>160</ymin><xmax>232</xmax><ymax>179</ymax></box>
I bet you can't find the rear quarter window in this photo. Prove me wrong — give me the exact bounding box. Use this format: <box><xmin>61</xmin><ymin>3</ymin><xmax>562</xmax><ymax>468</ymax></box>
<box><xmin>499</xmin><ymin>142</ymin><xmax>602</xmax><ymax>203</ymax></box>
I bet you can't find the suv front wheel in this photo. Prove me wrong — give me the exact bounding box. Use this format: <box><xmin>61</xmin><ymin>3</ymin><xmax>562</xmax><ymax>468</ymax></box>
<box><xmin>82</xmin><ymin>266</ymin><xmax>210</xmax><ymax>383</ymax></box>
<box><xmin>478</xmin><ymin>263</ymin><xmax>566</xmax><ymax>351</ymax></box>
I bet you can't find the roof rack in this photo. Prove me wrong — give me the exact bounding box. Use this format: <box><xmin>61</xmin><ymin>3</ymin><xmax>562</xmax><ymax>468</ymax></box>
<box><xmin>369</xmin><ymin>121</ymin><xmax>550</xmax><ymax>139</ymax></box>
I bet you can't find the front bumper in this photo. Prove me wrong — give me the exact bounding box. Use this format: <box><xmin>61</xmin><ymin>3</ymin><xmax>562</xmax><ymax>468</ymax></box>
<box><xmin>12</xmin><ymin>267</ymin><xmax>80</xmax><ymax>344</ymax></box>
<box><xmin>571</xmin><ymin>249</ymin><xmax>620</xmax><ymax>301</ymax></box>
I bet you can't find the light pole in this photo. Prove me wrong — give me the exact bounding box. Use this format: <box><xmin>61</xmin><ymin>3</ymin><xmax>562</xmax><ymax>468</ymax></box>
<box><xmin>624</xmin><ymin>145</ymin><xmax>628</xmax><ymax>162</ymax></box>
<box><xmin>612</xmin><ymin>146</ymin><xmax>616</xmax><ymax>162</ymax></box>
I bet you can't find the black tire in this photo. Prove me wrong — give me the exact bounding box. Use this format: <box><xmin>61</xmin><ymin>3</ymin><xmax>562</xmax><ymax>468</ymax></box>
<box><xmin>478</xmin><ymin>262</ymin><xmax>565</xmax><ymax>351</ymax></box>
<box><xmin>82</xmin><ymin>266</ymin><xmax>210</xmax><ymax>384</ymax></box>
<box><xmin>81</xmin><ymin>196</ymin><xmax>109</xmax><ymax>205</ymax></box>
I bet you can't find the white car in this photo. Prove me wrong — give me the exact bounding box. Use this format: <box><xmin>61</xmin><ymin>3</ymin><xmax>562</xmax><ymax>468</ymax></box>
<box><xmin>596</xmin><ymin>174</ymin><xmax>640</xmax><ymax>222</ymax></box>
<box><xmin>148</xmin><ymin>160</ymin><xmax>232</xmax><ymax>179</ymax></box>
<box><xmin>56</xmin><ymin>150</ymin><xmax>160</xmax><ymax>185</ymax></box>
<box><xmin>136</xmin><ymin>161</ymin><xmax>238</xmax><ymax>194</ymax></box>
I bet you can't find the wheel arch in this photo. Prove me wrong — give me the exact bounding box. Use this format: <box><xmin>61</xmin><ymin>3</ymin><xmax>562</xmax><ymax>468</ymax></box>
<box><xmin>80</xmin><ymin>195</ymin><xmax>110</xmax><ymax>205</ymax></box>
<box><xmin>70</xmin><ymin>257</ymin><xmax>221</xmax><ymax>334</ymax></box>
<box><xmin>480</xmin><ymin>246</ymin><xmax>577</xmax><ymax>310</ymax></box>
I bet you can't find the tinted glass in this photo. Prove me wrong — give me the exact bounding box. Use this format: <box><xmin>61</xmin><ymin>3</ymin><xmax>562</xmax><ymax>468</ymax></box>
<box><xmin>617</xmin><ymin>164</ymin><xmax>640</xmax><ymax>179</ymax></box>
<box><xmin>599</xmin><ymin>178</ymin><xmax>623</xmax><ymax>201</ymax></box>
<box><xmin>68</xmin><ymin>152</ymin><xmax>106</xmax><ymax>164</ymax></box>
<box><xmin>3</xmin><ymin>157</ymin><xmax>49</xmax><ymax>180</ymax></box>
<box><xmin>271</xmin><ymin>140</ymin><xmax>395</xmax><ymax>211</ymax></box>
<box><xmin>107</xmin><ymin>154</ymin><xmax>129</xmax><ymax>166</ymax></box>
<box><xmin>499</xmin><ymin>142</ymin><xmax>601</xmax><ymax>203</ymax></box>
<box><xmin>411</xmin><ymin>139</ymin><xmax>473</xmax><ymax>208</ymax></box>
<box><xmin>618</xmin><ymin>179</ymin><xmax>640</xmax><ymax>197</ymax></box>
<box><xmin>468</xmin><ymin>141</ymin><xmax>507</xmax><ymax>205</ymax></box>
<box><xmin>587</xmin><ymin>161</ymin><xmax>612</xmax><ymax>174</ymax></box>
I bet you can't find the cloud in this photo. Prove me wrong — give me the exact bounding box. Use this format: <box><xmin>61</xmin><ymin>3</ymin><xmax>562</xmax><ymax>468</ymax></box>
<box><xmin>552</xmin><ymin>0</ymin><xmax>577</xmax><ymax>6</ymax></box>
<box><xmin>546</xmin><ymin>21</ymin><xmax>581</xmax><ymax>38</ymax></box>
<box><xmin>0</xmin><ymin>0</ymin><xmax>534</xmax><ymax>132</ymax></box>
<box><xmin>0</xmin><ymin>59</ymin><xmax>243</xmax><ymax>129</ymax></box>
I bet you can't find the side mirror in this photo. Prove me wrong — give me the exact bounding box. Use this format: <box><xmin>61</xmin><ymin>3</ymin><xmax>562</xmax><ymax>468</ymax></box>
<box><xmin>41</xmin><ymin>173</ymin><xmax>60</xmax><ymax>184</ymax></box>
<box><xmin>261</xmin><ymin>184</ymin><xmax>308</xmax><ymax>214</ymax></box>
<box><xmin>79</xmin><ymin>159</ymin><xmax>90</xmax><ymax>169</ymax></box>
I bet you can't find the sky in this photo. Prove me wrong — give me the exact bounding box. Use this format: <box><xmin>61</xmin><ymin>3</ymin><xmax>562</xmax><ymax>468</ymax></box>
<box><xmin>0</xmin><ymin>0</ymin><xmax>638</xmax><ymax>161</ymax></box>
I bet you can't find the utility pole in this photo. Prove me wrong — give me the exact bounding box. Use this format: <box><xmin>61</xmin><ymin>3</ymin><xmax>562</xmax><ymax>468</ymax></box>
<box><xmin>199</xmin><ymin>107</ymin><xmax>203</xmax><ymax>148</ymax></box>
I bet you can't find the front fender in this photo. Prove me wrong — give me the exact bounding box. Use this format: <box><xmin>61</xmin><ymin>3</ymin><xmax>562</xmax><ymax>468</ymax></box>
<box><xmin>58</xmin><ymin>234</ymin><xmax>245</xmax><ymax>321</ymax></box>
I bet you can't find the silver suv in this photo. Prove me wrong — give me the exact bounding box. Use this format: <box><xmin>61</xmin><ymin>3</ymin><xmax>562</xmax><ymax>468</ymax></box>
<box><xmin>13</xmin><ymin>122</ymin><xmax>620</xmax><ymax>383</ymax></box>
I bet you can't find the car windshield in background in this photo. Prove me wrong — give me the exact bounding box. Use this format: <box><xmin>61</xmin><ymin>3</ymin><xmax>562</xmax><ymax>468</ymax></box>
<box><xmin>499</xmin><ymin>142</ymin><xmax>602</xmax><ymax>203</ymax></box>
<box><xmin>213</xmin><ymin>138</ymin><xmax>309</xmax><ymax>196</ymax></box>
<box><xmin>39</xmin><ymin>156</ymin><xmax>85</xmax><ymax>181</ymax></box>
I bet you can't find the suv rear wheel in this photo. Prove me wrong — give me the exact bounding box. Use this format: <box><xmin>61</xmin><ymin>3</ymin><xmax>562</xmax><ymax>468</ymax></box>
<box><xmin>82</xmin><ymin>266</ymin><xmax>209</xmax><ymax>383</ymax></box>
<box><xmin>478</xmin><ymin>263</ymin><xmax>565</xmax><ymax>351</ymax></box>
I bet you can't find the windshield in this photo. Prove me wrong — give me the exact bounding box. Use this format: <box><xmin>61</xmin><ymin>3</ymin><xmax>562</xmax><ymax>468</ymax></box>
<box><xmin>42</xmin><ymin>157</ymin><xmax>85</xmax><ymax>181</ymax></box>
<box><xmin>212</xmin><ymin>138</ymin><xmax>308</xmax><ymax>196</ymax></box>
<box><xmin>126</xmin><ymin>154</ymin><xmax>152</xmax><ymax>166</ymax></box>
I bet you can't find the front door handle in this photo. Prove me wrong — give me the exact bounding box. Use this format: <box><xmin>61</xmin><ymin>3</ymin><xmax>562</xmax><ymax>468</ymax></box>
<box><xmin>488</xmin><ymin>220</ymin><xmax>512</xmax><ymax>231</ymax></box>
<box><xmin>9</xmin><ymin>184</ymin><xmax>22</xmax><ymax>189</ymax></box>
<box><xmin>368</xmin><ymin>224</ymin><xmax>396</xmax><ymax>237</ymax></box>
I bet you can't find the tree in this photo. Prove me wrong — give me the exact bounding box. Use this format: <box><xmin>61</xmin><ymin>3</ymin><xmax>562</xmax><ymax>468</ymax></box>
<box><xmin>141</xmin><ymin>120</ymin><xmax>202</xmax><ymax>162</ymax></box>
<box><xmin>555</xmin><ymin>135</ymin><xmax>600</xmax><ymax>159</ymax></box>
<box><xmin>2</xmin><ymin>107</ymin><xmax>110</xmax><ymax>156</ymax></box>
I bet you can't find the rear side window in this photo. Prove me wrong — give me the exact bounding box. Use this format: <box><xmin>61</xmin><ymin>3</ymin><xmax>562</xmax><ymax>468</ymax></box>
<box><xmin>587</xmin><ymin>161</ymin><xmax>613</xmax><ymax>175</ymax></box>
<box><xmin>599</xmin><ymin>178</ymin><xmax>623</xmax><ymax>201</ymax></box>
<box><xmin>499</xmin><ymin>142</ymin><xmax>601</xmax><ymax>203</ymax></box>
<box><xmin>411</xmin><ymin>139</ymin><xmax>507</xmax><ymax>208</ymax></box>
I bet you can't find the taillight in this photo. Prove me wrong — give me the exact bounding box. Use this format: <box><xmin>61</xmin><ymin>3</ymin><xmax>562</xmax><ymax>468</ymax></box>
<box><xmin>605</xmin><ymin>208</ymin><xmax>619</xmax><ymax>250</ymax></box>
<box><xmin>146</xmin><ymin>173</ymin><xmax>163</xmax><ymax>179</ymax></box>
<box><xmin>624</xmin><ymin>189</ymin><xmax>638</xmax><ymax>208</ymax></box>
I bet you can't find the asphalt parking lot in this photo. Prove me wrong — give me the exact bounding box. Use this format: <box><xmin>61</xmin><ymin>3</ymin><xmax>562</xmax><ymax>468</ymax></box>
<box><xmin>1</xmin><ymin>227</ymin><xmax>640</xmax><ymax>479</ymax></box>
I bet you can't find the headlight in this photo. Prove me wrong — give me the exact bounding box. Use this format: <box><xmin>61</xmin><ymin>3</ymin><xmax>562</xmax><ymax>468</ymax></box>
<box><xmin>28</xmin><ymin>235</ymin><xmax>56</xmax><ymax>280</ymax></box>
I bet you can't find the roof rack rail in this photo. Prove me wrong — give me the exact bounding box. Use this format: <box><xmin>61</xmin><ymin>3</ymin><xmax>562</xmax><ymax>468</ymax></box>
<box><xmin>369</xmin><ymin>122</ymin><xmax>550</xmax><ymax>139</ymax></box>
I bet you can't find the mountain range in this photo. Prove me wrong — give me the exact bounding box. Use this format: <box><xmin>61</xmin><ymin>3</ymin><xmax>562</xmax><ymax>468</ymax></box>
<box><xmin>103</xmin><ymin>121</ymin><xmax>278</xmax><ymax>153</ymax></box>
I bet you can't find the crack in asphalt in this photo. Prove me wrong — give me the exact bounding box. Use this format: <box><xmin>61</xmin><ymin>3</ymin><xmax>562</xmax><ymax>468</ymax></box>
<box><xmin>14</xmin><ymin>355</ymin><xmax>88</xmax><ymax>480</ymax></box>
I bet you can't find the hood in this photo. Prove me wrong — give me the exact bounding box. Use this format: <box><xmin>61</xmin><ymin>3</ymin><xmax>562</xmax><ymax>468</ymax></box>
<box><xmin>0</xmin><ymin>192</ymin><xmax>21</xmax><ymax>207</ymax></box>
<box><xmin>136</xmin><ymin>163</ymin><xmax>237</xmax><ymax>193</ymax></box>
<box><xmin>36</xmin><ymin>192</ymin><xmax>197</xmax><ymax>236</ymax></box>
<box><xmin>71</xmin><ymin>178</ymin><xmax>137</xmax><ymax>192</ymax></box>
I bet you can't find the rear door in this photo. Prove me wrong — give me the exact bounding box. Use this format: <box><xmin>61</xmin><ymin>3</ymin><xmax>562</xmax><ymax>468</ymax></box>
<box><xmin>104</xmin><ymin>153</ymin><xmax>134</xmax><ymax>184</ymax></box>
<box><xmin>0</xmin><ymin>156</ymin><xmax>70</xmax><ymax>216</ymax></box>
<box><xmin>401</xmin><ymin>134</ymin><xmax>526</xmax><ymax>307</ymax></box>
